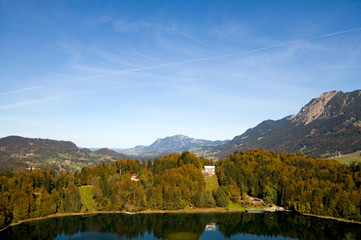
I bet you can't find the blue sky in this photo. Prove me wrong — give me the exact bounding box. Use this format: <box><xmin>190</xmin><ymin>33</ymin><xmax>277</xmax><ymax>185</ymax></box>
<box><xmin>1</xmin><ymin>0</ymin><xmax>361</xmax><ymax>148</ymax></box>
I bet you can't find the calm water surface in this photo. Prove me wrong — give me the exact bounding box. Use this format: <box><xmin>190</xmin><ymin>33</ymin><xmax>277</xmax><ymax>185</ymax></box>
<box><xmin>1</xmin><ymin>212</ymin><xmax>360</xmax><ymax>240</ymax></box>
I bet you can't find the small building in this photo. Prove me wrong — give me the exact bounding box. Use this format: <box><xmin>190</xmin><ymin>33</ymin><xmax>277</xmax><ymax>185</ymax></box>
<box><xmin>251</xmin><ymin>197</ymin><xmax>265</xmax><ymax>205</ymax></box>
<box><xmin>131</xmin><ymin>174</ymin><xmax>139</xmax><ymax>181</ymax></box>
<box><xmin>202</xmin><ymin>166</ymin><xmax>215</xmax><ymax>175</ymax></box>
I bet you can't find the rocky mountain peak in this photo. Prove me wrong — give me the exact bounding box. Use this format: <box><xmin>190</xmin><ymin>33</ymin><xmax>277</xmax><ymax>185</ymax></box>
<box><xmin>173</xmin><ymin>134</ymin><xmax>190</xmax><ymax>140</ymax></box>
<box><xmin>292</xmin><ymin>91</ymin><xmax>338</xmax><ymax>125</ymax></box>
<box><xmin>120</xmin><ymin>134</ymin><xmax>229</xmax><ymax>156</ymax></box>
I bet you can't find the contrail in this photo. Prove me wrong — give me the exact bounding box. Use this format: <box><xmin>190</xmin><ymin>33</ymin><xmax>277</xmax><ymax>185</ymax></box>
<box><xmin>83</xmin><ymin>27</ymin><xmax>361</xmax><ymax>76</ymax></box>
<box><xmin>0</xmin><ymin>96</ymin><xmax>62</xmax><ymax>110</ymax></box>
<box><xmin>315</xmin><ymin>27</ymin><xmax>361</xmax><ymax>39</ymax></box>
<box><xmin>0</xmin><ymin>86</ymin><xmax>43</xmax><ymax>96</ymax></box>
<box><xmin>2</xmin><ymin>27</ymin><xmax>361</xmax><ymax>95</ymax></box>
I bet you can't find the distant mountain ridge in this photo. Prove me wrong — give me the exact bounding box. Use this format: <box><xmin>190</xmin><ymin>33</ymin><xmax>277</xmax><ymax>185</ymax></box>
<box><xmin>220</xmin><ymin>115</ymin><xmax>293</xmax><ymax>150</ymax></box>
<box><xmin>148</xmin><ymin>134</ymin><xmax>228</xmax><ymax>152</ymax></box>
<box><xmin>121</xmin><ymin>134</ymin><xmax>229</xmax><ymax>157</ymax></box>
<box><xmin>2</xmin><ymin>90</ymin><xmax>360</xmax><ymax>164</ymax></box>
<box><xmin>214</xmin><ymin>90</ymin><xmax>361</xmax><ymax>158</ymax></box>
<box><xmin>0</xmin><ymin>136</ymin><xmax>130</xmax><ymax>172</ymax></box>
<box><xmin>0</xmin><ymin>136</ymin><xmax>79</xmax><ymax>154</ymax></box>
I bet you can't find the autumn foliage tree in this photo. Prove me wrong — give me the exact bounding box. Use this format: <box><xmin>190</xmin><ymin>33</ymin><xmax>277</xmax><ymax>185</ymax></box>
<box><xmin>216</xmin><ymin>149</ymin><xmax>361</xmax><ymax>221</ymax></box>
<box><xmin>1</xmin><ymin>149</ymin><xmax>360</xmax><ymax>229</ymax></box>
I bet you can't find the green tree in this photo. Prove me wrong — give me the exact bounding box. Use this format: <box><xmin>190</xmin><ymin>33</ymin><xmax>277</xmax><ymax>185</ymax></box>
<box><xmin>62</xmin><ymin>181</ymin><xmax>82</xmax><ymax>213</ymax></box>
<box><xmin>0</xmin><ymin>197</ymin><xmax>12</xmax><ymax>228</ymax></box>
<box><xmin>213</xmin><ymin>187</ymin><xmax>229</xmax><ymax>207</ymax></box>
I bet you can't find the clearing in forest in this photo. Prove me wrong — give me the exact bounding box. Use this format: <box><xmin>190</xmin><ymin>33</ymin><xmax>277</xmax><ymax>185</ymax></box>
<box><xmin>204</xmin><ymin>174</ymin><xmax>219</xmax><ymax>192</ymax></box>
<box><xmin>336</xmin><ymin>151</ymin><xmax>361</xmax><ymax>165</ymax></box>
<box><xmin>79</xmin><ymin>185</ymin><xmax>96</xmax><ymax>212</ymax></box>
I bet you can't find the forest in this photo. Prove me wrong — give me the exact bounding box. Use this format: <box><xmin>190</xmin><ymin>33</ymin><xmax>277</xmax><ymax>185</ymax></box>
<box><xmin>217</xmin><ymin>149</ymin><xmax>361</xmax><ymax>220</ymax></box>
<box><xmin>0</xmin><ymin>149</ymin><xmax>360</xmax><ymax>229</ymax></box>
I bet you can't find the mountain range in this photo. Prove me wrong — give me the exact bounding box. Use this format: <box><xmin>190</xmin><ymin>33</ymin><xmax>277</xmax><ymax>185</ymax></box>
<box><xmin>120</xmin><ymin>90</ymin><xmax>361</xmax><ymax>159</ymax></box>
<box><xmin>210</xmin><ymin>90</ymin><xmax>361</xmax><ymax>158</ymax></box>
<box><xmin>120</xmin><ymin>134</ymin><xmax>229</xmax><ymax>158</ymax></box>
<box><xmin>1</xmin><ymin>89</ymin><xmax>360</xmax><ymax>170</ymax></box>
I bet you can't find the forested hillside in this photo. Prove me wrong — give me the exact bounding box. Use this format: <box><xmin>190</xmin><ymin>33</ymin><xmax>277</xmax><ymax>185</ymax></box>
<box><xmin>0</xmin><ymin>152</ymin><xmax>217</xmax><ymax>229</ymax></box>
<box><xmin>216</xmin><ymin>149</ymin><xmax>361</xmax><ymax>220</ymax></box>
<box><xmin>0</xmin><ymin>150</ymin><xmax>360</xmax><ymax>230</ymax></box>
<box><xmin>0</xmin><ymin>136</ymin><xmax>130</xmax><ymax>172</ymax></box>
<box><xmin>213</xmin><ymin>90</ymin><xmax>361</xmax><ymax>158</ymax></box>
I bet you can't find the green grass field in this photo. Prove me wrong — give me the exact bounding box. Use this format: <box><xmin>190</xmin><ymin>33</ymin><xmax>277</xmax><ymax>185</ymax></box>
<box><xmin>79</xmin><ymin>185</ymin><xmax>96</xmax><ymax>212</ymax></box>
<box><xmin>226</xmin><ymin>200</ymin><xmax>245</xmax><ymax>210</ymax></box>
<box><xmin>204</xmin><ymin>174</ymin><xmax>219</xmax><ymax>192</ymax></box>
<box><xmin>336</xmin><ymin>151</ymin><xmax>361</xmax><ymax>165</ymax></box>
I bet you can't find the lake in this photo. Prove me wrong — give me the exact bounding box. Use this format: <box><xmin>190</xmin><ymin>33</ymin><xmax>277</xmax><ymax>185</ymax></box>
<box><xmin>1</xmin><ymin>212</ymin><xmax>360</xmax><ymax>240</ymax></box>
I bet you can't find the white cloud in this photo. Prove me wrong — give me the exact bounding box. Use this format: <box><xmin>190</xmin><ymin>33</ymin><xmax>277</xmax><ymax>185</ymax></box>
<box><xmin>113</xmin><ymin>19</ymin><xmax>154</xmax><ymax>32</ymax></box>
<box><xmin>0</xmin><ymin>96</ymin><xmax>61</xmax><ymax>110</ymax></box>
<box><xmin>112</xmin><ymin>19</ymin><xmax>190</xmax><ymax>37</ymax></box>
<box><xmin>0</xmin><ymin>86</ymin><xmax>43</xmax><ymax>95</ymax></box>
<box><xmin>210</xmin><ymin>22</ymin><xmax>250</xmax><ymax>40</ymax></box>
<box><xmin>85</xmin><ymin>15</ymin><xmax>113</xmax><ymax>27</ymax></box>
<box><xmin>322</xmin><ymin>65</ymin><xmax>361</xmax><ymax>69</ymax></box>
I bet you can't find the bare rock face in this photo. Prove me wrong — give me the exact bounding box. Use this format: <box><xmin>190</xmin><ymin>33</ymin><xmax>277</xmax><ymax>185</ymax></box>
<box><xmin>292</xmin><ymin>91</ymin><xmax>338</xmax><ymax>125</ymax></box>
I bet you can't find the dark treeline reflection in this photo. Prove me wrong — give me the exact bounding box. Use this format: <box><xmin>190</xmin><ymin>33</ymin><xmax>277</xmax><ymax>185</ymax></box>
<box><xmin>1</xmin><ymin>212</ymin><xmax>360</xmax><ymax>240</ymax></box>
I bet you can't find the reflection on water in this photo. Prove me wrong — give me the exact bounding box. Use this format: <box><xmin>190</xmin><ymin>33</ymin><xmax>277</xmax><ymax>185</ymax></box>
<box><xmin>205</xmin><ymin>223</ymin><xmax>216</xmax><ymax>231</ymax></box>
<box><xmin>0</xmin><ymin>212</ymin><xmax>360</xmax><ymax>240</ymax></box>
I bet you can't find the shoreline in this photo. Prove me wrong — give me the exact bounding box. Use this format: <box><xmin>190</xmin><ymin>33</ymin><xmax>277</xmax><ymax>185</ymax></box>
<box><xmin>300</xmin><ymin>212</ymin><xmax>361</xmax><ymax>225</ymax></box>
<box><xmin>2</xmin><ymin>208</ymin><xmax>361</xmax><ymax>232</ymax></box>
<box><xmin>0</xmin><ymin>207</ymin><xmax>244</xmax><ymax>232</ymax></box>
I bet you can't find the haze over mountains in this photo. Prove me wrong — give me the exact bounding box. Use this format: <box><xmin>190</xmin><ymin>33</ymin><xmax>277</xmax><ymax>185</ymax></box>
<box><xmin>1</xmin><ymin>90</ymin><xmax>360</xmax><ymax>170</ymax></box>
<box><xmin>120</xmin><ymin>134</ymin><xmax>229</xmax><ymax>158</ymax></box>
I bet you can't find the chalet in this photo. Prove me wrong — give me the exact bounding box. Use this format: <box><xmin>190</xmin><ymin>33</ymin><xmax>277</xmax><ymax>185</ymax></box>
<box><xmin>251</xmin><ymin>197</ymin><xmax>265</xmax><ymax>205</ymax></box>
<box><xmin>202</xmin><ymin>166</ymin><xmax>215</xmax><ymax>175</ymax></box>
<box><xmin>131</xmin><ymin>174</ymin><xmax>139</xmax><ymax>181</ymax></box>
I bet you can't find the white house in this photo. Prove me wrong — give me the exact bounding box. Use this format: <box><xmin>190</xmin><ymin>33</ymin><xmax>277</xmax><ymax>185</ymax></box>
<box><xmin>202</xmin><ymin>166</ymin><xmax>215</xmax><ymax>175</ymax></box>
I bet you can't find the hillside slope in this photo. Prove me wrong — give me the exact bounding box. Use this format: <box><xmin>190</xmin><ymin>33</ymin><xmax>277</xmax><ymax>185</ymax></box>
<box><xmin>216</xmin><ymin>90</ymin><xmax>361</xmax><ymax>158</ymax></box>
<box><xmin>0</xmin><ymin>136</ymin><xmax>130</xmax><ymax>172</ymax></box>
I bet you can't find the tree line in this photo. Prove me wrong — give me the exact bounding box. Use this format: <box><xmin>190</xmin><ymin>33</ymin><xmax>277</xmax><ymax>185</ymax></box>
<box><xmin>216</xmin><ymin>149</ymin><xmax>361</xmax><ymax>220</ymax></box>
<box><xmin>0</xmin><ymin>149</ymin><xmax>360</xmax><ymax>229</ymax></box>
<box><xmin>0</xmin><ymin>152</ymin><xmax>218</xmax><ymax>228</ymax></box>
